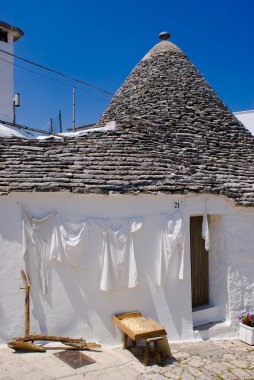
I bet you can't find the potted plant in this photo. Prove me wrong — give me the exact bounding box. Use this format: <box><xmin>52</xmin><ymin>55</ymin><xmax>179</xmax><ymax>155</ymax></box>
<box><xmin>238</xmin><ymin>311</ymin><xmax>254</xmax><ymax>345</ymax></box>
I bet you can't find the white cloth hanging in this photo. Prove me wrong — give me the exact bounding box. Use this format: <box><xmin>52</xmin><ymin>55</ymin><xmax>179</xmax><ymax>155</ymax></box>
<box><xmin>90</xmin><ymin>218</ymin><xmax>143</xmax><ymax>291</ymax></box>
<box><xmin>202</xmin><ymin>212</ymin><xmax>210</xmax><ymax>251</ymax></box>
<box><xmin>51</xmin><ymin>219</ymin><xmax>89</xmax><ymax>268</ymax></box>
<box><xmin>159</xmin><ymin>211</ymin><xmax>184</xmax><ymax>284</ymax></box>
<box><xmin>21</xmin><ymin>206</ymin><xmax>56</xmax><ymax>295</ymax></box>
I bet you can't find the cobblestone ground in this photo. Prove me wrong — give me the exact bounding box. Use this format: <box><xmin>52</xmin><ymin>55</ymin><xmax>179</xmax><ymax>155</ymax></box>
<box><xmin>0</xmin><ymin>339</ymin><xmax>253</xmax><ymax>379</ymax></box>
<box><xmin>129</xmin><ymin>339</ymin><xmax>254</xmax><ymax>380</ymax></box>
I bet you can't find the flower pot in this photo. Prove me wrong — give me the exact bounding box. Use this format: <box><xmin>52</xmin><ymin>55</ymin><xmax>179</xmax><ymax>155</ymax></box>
<box><xmin>239</xmin><ymin>322</ymin><xmax>254</xmax><ymax>345</ymax></box>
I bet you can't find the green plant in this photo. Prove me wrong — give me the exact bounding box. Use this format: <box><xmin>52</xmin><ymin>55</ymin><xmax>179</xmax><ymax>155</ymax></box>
<box><xmin>238</xmin><ymin>311</ymin><xmax>254</xmax><ymax>327</ymax></box>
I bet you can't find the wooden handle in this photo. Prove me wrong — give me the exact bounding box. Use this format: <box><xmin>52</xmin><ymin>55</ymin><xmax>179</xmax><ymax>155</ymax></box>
<box><xmin>21</xmin><ymin>270</ymin><xmax>30</xmax><ymax>287</ymax></box>
<box><xmin>21</xmin><ymin>270</ymin><xmax>30</xmax><ymax>337</ymax></box>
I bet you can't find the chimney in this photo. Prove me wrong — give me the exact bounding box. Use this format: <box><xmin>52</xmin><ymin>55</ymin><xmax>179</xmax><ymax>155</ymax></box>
<box><xmin>0</xmin><ymin>21</ymin><xmax>23</xmax><ymax>122</ymax></box>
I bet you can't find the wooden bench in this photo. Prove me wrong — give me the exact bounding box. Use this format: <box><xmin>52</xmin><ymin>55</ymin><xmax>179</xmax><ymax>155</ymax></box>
<box><xmin>144</xmin><ymin>336</ymin><xmax>163</xmax><ymax>365</ymax></box>
<box><xmin>112</xmin><ymin>311</ymin><xmax>172</xmax><ymax>365</ymax></box>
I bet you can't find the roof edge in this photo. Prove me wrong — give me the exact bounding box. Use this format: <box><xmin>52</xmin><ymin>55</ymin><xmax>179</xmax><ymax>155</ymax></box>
<box><xmin>0</xmin><ymin>20</ymin><xmax>24</xmax><ymax>41</ymax></box>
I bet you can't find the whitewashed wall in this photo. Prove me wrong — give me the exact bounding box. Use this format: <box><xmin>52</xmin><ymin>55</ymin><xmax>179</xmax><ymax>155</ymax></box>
<box><xmin>0</xmin><ymin>193</ymin><xmax>253</xmax><ymax>345</ymax></box>
<box><xmin>235</xmin><ymin>110</ymin><xmax>254</xmax><ymax>136</ymax></box>
<box><xmin>0</xmin><ymin>35</ymin><xmax>14</xmax><ymax>123</ymax></box>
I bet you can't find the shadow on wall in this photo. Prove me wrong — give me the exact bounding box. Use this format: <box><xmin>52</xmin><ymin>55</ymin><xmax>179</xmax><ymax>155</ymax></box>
<box><xmin>28</xmin><ymin>247</ymin><xmax>191</xmax><ymax>341</ymax></box>
<box><xmin>50</xmin><ymin>231</ymin><xmax>192</xmax><ymax>342</ymax></box>
<box><xmin>52</xmin><ymin>262</ymin><xmax>160</xmax><ymax>342</ymax></box>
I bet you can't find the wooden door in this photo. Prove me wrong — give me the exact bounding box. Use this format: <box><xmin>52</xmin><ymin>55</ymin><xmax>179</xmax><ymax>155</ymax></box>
<box><xmin>190</xmin><ymin>216</ymin><xmax>209</xmax><ymax>309</ymax></box>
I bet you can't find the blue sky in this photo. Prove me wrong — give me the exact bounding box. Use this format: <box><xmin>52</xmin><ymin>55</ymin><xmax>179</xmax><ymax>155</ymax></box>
<box><xmin>1</xmin><ymin>0</ymin><xmax>254</xmax><ymax>132</ymax></box>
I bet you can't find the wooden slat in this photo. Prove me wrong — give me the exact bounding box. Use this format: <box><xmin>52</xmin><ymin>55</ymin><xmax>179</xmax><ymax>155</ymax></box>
<box><xmin>112</xmin><ymin>313</ymin><xmax>166</xmax><ymax>340</ymax></box>
<box><xmin>190</xmin><ymin>216</ymin><xmax>209</xmax><ymax>308</ymax></box>
<box><xmin>113</xmin><ymin>311</ymin><xmax>142</xmax><ymax>320</ymax></box>
<box><xmin>112</xmin><ymin>315</ymin><xmax>137</xmax><ymax>340</ymax></box>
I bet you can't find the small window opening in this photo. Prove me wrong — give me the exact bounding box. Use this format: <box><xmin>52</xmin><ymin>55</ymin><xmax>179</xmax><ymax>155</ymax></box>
<box><xmin>0</xmin><ymin>31</ymin><xmax>8</xmax><ymax>43</ymax></box>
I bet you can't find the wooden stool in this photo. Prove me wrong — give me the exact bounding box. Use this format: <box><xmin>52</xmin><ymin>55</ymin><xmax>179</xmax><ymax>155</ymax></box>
<box><xmin>123</xmin><ymin>333</ymin><xmax>136</xmax><ymax>349</ymax></box>
<box><xmin>143</xmin><ymin>336</ymin><xmax>163</xmax><ymax>366</ymax></box>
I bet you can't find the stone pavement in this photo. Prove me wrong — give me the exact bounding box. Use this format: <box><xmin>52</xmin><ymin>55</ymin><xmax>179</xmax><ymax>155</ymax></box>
<box><xmin>0</xmin><ymin>339</ymin><xmax>254</xmax><ymax>380</ymax></box>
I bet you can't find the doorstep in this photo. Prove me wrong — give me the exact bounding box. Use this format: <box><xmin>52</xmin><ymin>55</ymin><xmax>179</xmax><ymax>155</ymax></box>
<box><xmin>193</xmin><ymin>320</ymin><xmax>236</xmax><ymax>341</ymax></box>
<box><xmin>192</xmin><ymin>304</ymin><xmax>222</xmax><ymax>326</ymax></box>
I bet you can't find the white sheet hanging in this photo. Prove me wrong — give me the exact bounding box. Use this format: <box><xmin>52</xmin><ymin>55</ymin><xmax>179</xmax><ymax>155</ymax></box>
<box><xmin>90</xmin><ymin>218</ymin><xmax>143</xmax><ymax>291</ymax></box>
<box><xmin>51</xmin><ymin>219</ymin><xmax>89</xmax><ymax>268</ymax></box>
<box><xmin>22</xmin><ymin>206</ymin><xmax>56</xmax><ymax>295</ymax></box>
<box><xmin>159</xmin><ymin>211</ymin><xmax>184</xmax><ymax>284</ymax></box>
<box><xmin>202</xmin><ymin>212</ymin><xmax>210</xmax><ymax>251</ymax></box>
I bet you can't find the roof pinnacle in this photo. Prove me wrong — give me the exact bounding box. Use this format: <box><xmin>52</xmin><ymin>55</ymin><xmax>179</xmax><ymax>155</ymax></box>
<box><xmin>159</xmin><ymin>31</ymin><xmax>171</xmax><ymax>41</ymax></box>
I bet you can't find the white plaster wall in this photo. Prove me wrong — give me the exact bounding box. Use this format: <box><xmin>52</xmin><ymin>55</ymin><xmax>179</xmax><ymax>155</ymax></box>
<box><xmin>207</xmin><ymin>207</ymin><xmax>254</xmax><ymax>336</ymax></box>
<box><xmin>0</xmin><ymin>193</ymin><xmax>253</xmax><ymax>345</ymax></box>
<box><xmin>225</xmin><ymin>208</ymin><xmax>254</xmax><ymax>324</ymax></box>
<box><xmin>234</xmin><ymin>111</ymin><xmax>254</xmax><ymax>136</ymax></box>
<box><xmin>0</xmin><ymin>38</ymin><xmax>14</xmax><ymax>122</ymax></box>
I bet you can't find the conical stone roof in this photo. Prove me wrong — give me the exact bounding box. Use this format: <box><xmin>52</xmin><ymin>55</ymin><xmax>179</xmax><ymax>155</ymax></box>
<box><xmin>0</xmin><ymin>33</ymin><xmax>253</xmax><ymax>205</ymax></box>
<box><xmin>98</xmin><ymin>35</ymin><xmax>250</xmax><ymax>129</ymax></box>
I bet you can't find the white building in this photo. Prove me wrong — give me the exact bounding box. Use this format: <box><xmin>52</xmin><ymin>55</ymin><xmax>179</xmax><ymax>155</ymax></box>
<box><xmin>0</xmin><ymin>20</ymin><xmax>26</xmax><ymax>138</ymax></box>
<box><xmin>0</xmin><ymin>20</ymin><xmax>23</xmax><ymax>123</ymax></box>
<box><xmin>235</xmin><ymin>110</ymin><xmax>254</xmax><ymax>136</ymax></box>
<box><xmin>0</xmin><ymin>31</ymin><xmax>253</xmax><ymax>346</ymax></box>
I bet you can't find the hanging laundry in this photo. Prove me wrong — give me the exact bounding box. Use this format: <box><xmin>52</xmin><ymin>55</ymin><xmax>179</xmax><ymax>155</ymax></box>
<box><xmin>51</xmin><ymin>219</ymin><xmax>89</xmax><ymax>268</ymax></box>
<box><xmin>90</xmin><ymin>218</ymin><xmax>143</xmax><ymax>291</ymax></box>
<box><xmin>202</xmin><ymin>212</ymin><xmax>210</xmax><ymax>251</ymax></box>
<box><xmin>21</xmin><ymin>206</ymin><xmax>56</xmax><ymax>295</ymax></box>
<box><xmin>159</xmin><ymin>211</ymin><xmax>184</xmax><ymax>284</ymax></box>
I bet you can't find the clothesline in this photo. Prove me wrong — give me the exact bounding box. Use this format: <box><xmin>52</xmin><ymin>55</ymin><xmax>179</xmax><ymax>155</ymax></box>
<box><xmin>17</xmin><ymin>196</ymin><xmax>214</xmax><ymax>222</ymax></box>
<box><xmin>20</xmin><ymin>204</ymin><xmax>210</xmax><ymax>295</ymax></box>
<box><xmin>18</xmin><ymin>203</ymin><xmax>183</xmax><ymax>222</ymax></box>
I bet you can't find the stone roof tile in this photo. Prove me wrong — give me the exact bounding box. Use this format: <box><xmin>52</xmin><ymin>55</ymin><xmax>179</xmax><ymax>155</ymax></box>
<box><xmin>0</xmin><ymin>34</ymin><xmax>253</xmax><ymax>205</ymax></box>
<box><xmin>0</xmin><ymin>118</ymin><xmax>253</xmax><ymax>205</ymax></box>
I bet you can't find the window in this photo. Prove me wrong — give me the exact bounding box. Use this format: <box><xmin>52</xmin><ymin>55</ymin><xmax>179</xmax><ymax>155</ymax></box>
<box><xmin>0</xmin><ymin>31</ymin><xmax>8</xmax><ymax>43</ymax></box>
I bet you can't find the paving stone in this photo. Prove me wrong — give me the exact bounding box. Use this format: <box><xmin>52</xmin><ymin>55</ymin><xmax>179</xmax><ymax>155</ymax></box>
<box><xmin>162</xmin><ymin>366</ymin><xmax>183</xmax><ymax>379</ymax></box>
<box><xmin>213</xmin><ymin>361</ymin><xmax>230</xmax><ymax>372</ymax></box>
<box><xmin>181</xmin><ymin>373</ymin><xmax>195</xmax><ymax>380</ymax></box>
<box><xmin>166</xmin><ymin>366</ymin><xmax>183</xmax><ymax>375</ymax></box>
<box><xmin>222</xmin><ymin>353</ymin><xmax>236</xmax><ymax>361</ymax></box>
<box><xmin>1</xmin><ymin>340</ymin><xmax>254</xmax><ymax>380</ymax></box>
<box><xmin>231</xmin><ymin>367</ymin><xmax>253</xmax><ymax>378</ymax></box>
<box><xmin>172</xmin><ymin>351</ymin><xmax>190</xmax><ymax>359</ymax></box>
<box><xmin>203</xmin><ymin>364</ymin><xmax>223</xmax><ymax>375</ymax></box>
<box><xmin>144</xmin><ymin>374</ymin><xmax>168</xmax><ymax>380</ymax></box>
<box><xmin>231</xmin><ymin>359</ymin><xmax>251</xmax><ymax>369</ymax></box>
<box><xmin>213</xmin><ymin>340</ymin><xmax>236</xmax><ymax>348</ymax></box>
<box><xmin>245</xmin><ymin>354</ymin><xmax>254</xmax><ymax>361</ymax></box>
<box><xmin>221</xmin><ymin>373</ymin><xmax>240</xmax><ymax>380</ymax></box>
<box><xmin>220</xmin><ymin>361</ymin><xmax>236</xmax><ymax>369</ymax></box>
<box><xmin>187</xmin><ymin>366</ymin><xmax>204</xmax><ymax>377</ymax></box>
<box><xmin>75</xmin><ymin>365</ymin><xmax>140</xmax><ymax>380</ymax></box>
<box><xmin>186</xmin><ymin>358</ymin><xmax>204</xmax><ymax>368</ymax></box>
<box><xmin>162</xmin><ymin>373</ymin><xmax>180</xmax><ymax>380</ymax></box>
<box><xmin>200</xmin><ymin>357</ymin><xmax>213</xmax><ymax>365</ymax></box>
